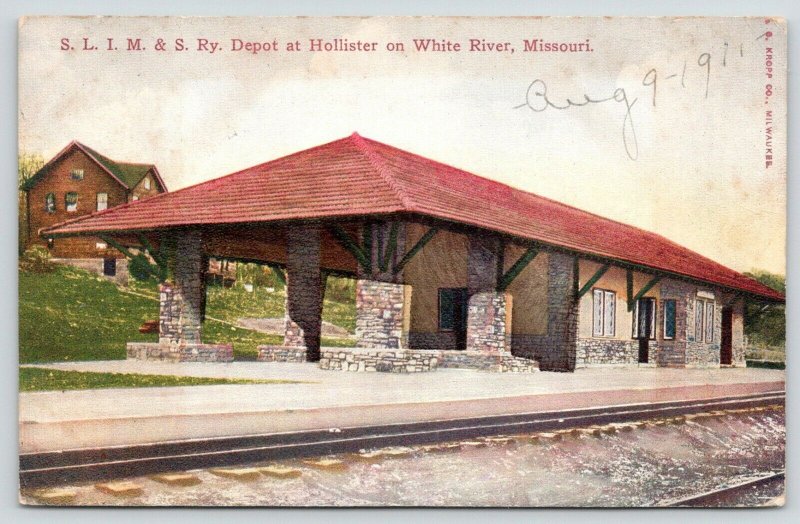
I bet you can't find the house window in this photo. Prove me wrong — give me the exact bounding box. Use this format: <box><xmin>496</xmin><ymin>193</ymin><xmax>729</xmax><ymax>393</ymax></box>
<box><xmin>70</xmin><ymin>169</ymin><xmax>84</xmax><ymax>180</ymax></box>
<box><xmin>96</xmin><ymin>242</ymin><xmax>107</xmax><ymax>250</ymax></box>
<box><xmin>705</xmin><ymin>301</ymin><xmax>715</xmax><ymax>343</ymax></box>
<box><xmin>632</xmin><ymin>297</ymin><xmax>656</xmax><ymax>340</ymax></box>
<box><xmin>438</xmin><ymin>288</ymin><xmax>468</xmax><ymax>331</ymax></box>
<box><xmin>65</xmin><ymin>192</ymin><xmax>78</xmax><ymax>212</ymax></box>
<box><xmin>96</xmin><ymin>192</ymin><xmax>108</xmax><ymax>211</ymax></box>
<box><xmin>663</xmin><ymin>299</ymin><xmax>676</xmax><ymax>340</ymax></box>
<box><xmin>132</xmin><ymin>195</ymin><xmax>139</xmax><ymax>202</ymax></box>
<box><xmin>592</xmin><ymin>289</ymin><xmax>616</xmax><ymax>337</ymax></box>
<box><xmin>143</xmin><ymin>177</ymin><xmax>151</xmax><ymax>190</ymax></box>
<box><xmin>44</xmin><ymin>192</ymin><xmax>55</xmax><ymax>213</ymax></box>
<box><xmin>694</xmin><ymin>298</ymin><xmax>716</xmax><ymax>343</ymax></box>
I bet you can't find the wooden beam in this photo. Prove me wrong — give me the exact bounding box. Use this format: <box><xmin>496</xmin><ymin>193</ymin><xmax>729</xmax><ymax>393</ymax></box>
<box><xmin>498</xmin><ymin>247</ymin><xmax>539</xmax><ymax>291</ymax></box>
<box><xmin>379</xmin><ymin>222</ymin><xmax>400</xmax><ymax>273</ymax></box>
<box><xmin>572</xmin><ymin>256</ymin><xmax>580</xmax><ymax>298</ymax></box>
<box><xmin>576</xmin><ymin>263</ymin><xmax>610</xmax><ymax>299</ymax></box>
<box><xmin>626</xmin><ymin>269</ymin><xmax>634</xmax><ymax>306</ymax></box>
<box><xmin>628</xmin><ymin>275</ymin><xmax>662</xmax><ymax>311</ymax></box>
<box><xmin>329</xmin><ymin>225</ymin><xmax>370</xmax><ymax>272</ymax></box>
<box><xmin>393</xmin><ymin>227</ymin><xmax>439</xmax><ymax>275</ymax></box>
<box><xmin>362</xmin><ymin>223</ymin><xmax>373</xmax><ymax>273</ymax></box>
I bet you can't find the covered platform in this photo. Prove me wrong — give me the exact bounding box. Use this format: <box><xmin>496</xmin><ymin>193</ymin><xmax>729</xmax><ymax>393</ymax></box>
<box><xmin>41</xmin><ymin>133</ymin><xmax>785</xmax><ymax>373</ymax></box>
<box><xmin>19</xmin><ymin>362</ymin><xmax>784</xmax><ymax>453</ymax></box>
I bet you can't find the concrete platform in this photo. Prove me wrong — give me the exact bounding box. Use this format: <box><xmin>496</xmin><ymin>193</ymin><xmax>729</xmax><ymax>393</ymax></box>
<box><xmin>19</xmin><ymin>362</ymin><xmax>784</xmax><ymax>453</ymax></box>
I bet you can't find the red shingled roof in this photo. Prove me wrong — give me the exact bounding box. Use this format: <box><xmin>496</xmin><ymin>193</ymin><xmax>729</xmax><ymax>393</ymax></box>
<box><xmin>43</xmin><ymin>133</ymin><xmax>784</xmax><ymax>302</ymax></box>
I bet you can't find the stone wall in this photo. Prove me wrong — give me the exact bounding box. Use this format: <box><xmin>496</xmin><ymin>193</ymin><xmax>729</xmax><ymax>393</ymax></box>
<box><xmin>512</xmin><ymin>252</ymin><xmax>578</xmax><ymax>371</ymax></box>
<box><xmin>284</xmin><ymin>225</ymin><xmax>322</xmax><ymax>360</ymax></box>
<box><xmin>355</xmin><ymin>280</ymin><xmax>408</xmax><ymax>349</ymax></box>
<box><xmin>126</xmin><ymin>342</ymin><xmax>233</xmax><ymax>362</ymax></box>
<box><xmin>576</xmin><ymin>338</ymin><xmax>659</xmax><ymax>366</ymax></box>
<box><xmin>319</xmin><ymin>347</ymin><xmax>440</xmax><ymax>373</ymax></box>
<box><xmin>438</xmin><ymin>351</ymin><xmax>539</xmax><ymax>372</ymax></box>
<box><xmin>257</xmin><ymin>345</ymin><xmax>308</xmax><ymax>363</ymax></box>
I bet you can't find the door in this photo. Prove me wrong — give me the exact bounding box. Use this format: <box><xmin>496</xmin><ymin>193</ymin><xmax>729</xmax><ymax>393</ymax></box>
<box><xmin>721</xmin><ymin>307</ymin><xmax>733</xmax><ymax>365</ymax></box>
<box><xmin>440</xmin><ymin>288</ymin><xmax>469</xmax><ymax>350</ymax></box>
<box><xmin>635</xmin><ymin>298</ymin><xmax>655</xmax><ymax>363</ymax></box>
<box><xmin>103</xmin><ymin>257</ymin><xmax>117</xmax><ymax>277</ymax></box>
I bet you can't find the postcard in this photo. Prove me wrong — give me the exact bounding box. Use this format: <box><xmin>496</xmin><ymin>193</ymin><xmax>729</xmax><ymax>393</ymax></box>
<box><xmin>18</xmin><ymin>15</ymin><xmax>786</xmax><ymax>507</ymax></box>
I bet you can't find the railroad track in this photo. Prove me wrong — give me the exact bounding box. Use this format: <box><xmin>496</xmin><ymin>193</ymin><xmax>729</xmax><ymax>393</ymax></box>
<box><xmin>19</xmin><ymin>389</ymin><xmax>784</xmax><ymax>488</ymax></box>
<box><xmin>659</xmin><ymin>470</ymin><xmax>785</xmax><ymax>507</ymax></box>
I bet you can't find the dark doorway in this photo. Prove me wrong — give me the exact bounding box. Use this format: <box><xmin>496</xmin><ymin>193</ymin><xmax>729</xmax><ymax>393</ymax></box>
<box><xmin>439</xmin><ymin>288</ymin><xmax>469</xmax><ymax>350</ymax></box>
<box><xmin>635</xmin><ymin>298</ymin><xmax>655</xmax><ymax>363</ymax></box>
<box><xmin>103</xmin><ymin>258</ymin><xmax>117</xmax><ymax>277</ymax></box>
<box><xmin>721</xmin><ymin>307</ymin><xmax>733</xmax><ymax>365</ymax></box>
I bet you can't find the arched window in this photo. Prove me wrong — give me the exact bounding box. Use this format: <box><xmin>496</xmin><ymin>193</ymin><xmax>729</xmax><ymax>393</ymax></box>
<box><xmin>44</xmin><ymin>193</ymin><xmax>55</xmax><ymax>213</ymax></box>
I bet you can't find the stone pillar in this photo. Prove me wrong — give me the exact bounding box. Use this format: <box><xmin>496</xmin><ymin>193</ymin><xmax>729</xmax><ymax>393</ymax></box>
<box><xmin>539</xmin><ymin>252</ymin><xmax>579</xmax><ymax>371</ymax></box>
<box><xmin>466</xmin><ymin>235</ymin><xmax>511</xmax><ymax>353</ymax></box>
<box><xmin>355</xmin><ymin>280</ymin><xmax>410</xmax><ymax>349</ymax></box>
<box><xmin>355</xmin><ymin>221</ymin><xmax>411</xmax><ymax>350</ymax></box>
<box><xmin>159</xmin><ymin>230</ymin><xmax>204</xmax><ymax>348</ymax></box>
<box><xmin>284</xmin><ymin>225</ymin><xmax>322</xmax><ymax>361</ymax></box>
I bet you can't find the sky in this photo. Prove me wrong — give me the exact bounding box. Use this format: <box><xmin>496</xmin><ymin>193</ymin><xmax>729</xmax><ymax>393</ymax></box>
<box><xmin>18</xmin><ymin>16</ymin><xmax>787</xmax><ymax>275</ymax></box>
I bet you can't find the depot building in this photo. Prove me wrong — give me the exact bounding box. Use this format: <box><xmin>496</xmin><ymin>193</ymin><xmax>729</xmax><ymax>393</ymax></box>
<box><xmin>42</xmin><ymin>133</ymin><xmax>784</xmax><ymax>373</ymax></box>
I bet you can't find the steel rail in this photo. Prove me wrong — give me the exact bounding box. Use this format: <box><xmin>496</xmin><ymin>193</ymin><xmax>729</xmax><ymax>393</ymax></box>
<box><xmin>19</xmin><ymin>390</ymin><xmax>784</xmax><ymax>488</ymax></box>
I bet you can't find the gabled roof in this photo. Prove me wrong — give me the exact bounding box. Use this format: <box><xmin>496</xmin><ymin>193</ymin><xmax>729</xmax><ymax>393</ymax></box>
<box><xmin>21</xmin><ymin>141</ymin><xmax>167</xmax><ymax>192</ymax></box>
<box><xmin>42</xmin><ymin>133</ymin><xmax>784</xmax><ymax>302</ymax></box>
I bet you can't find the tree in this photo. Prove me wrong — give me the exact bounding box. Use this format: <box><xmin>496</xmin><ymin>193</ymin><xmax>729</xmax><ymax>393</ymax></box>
<box><xmin>18</xmin><ymin>152</ymin><xmax>45</xmax><ymax>254</ymax></box>
<box><xmin>743</xmin><ymin>269</ymin><xmax>785</xmax><ymax>349</ymax></box>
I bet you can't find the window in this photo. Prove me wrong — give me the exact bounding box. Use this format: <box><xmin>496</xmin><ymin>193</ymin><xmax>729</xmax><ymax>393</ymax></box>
<box><xmin>705</xmin><ymin>301</ymin><xmax>715</xmax><ymax>343</ymax></box>
<box><xmin>44</xmin><ymin>192</ymin><xmax>55</xmax><ymax>213</ymax></box>
<box><xmin>65</xmin><ymin>192</ymin><xmax>78</xmax><ymax>212</ymax></box>
<box><xmin>663</xmin><ymin>299</ymin><xmax>676</xmax><ymax>340</ymax></box>
<box><xmin>143</xmin><ymin>177</ymin><xmax>151</xmax><ymax>190</ymax></box>
<box><xmin>632</xmin><ymin>297</ymin><xmax>656</xmax><ymax>340</ymax></box>
<box><xmin>132</xmin><ymin>195</ymin><xmax>139</xmax><ymax>202</ymax></box>
<box><xmin>438</xmin><ymin>288</ymin><xmax>468</xmax><ymax>331</ymax></box>
<box><xmin>592</xmin><ymin>289</ymin><xmax>616</xmax><ymax>337</ymax></box>
<box><xmin>96</xmin><ymin>242</ymin><xmax>107</xmax><ymax>250</ymax></box>
<box><xmin>96</xmin><ymin>192</ymin><xmax>108</xmax><ymax>211</ymax></box>
<box><xmin>695</xmin><ymin>298</ymin><xmax>716</xmax><ymax>343</ymax></box>
<box><xmin>70</xmin><ymin>169</ymin><xmax>84</xmax><ymax>180</ymax></box>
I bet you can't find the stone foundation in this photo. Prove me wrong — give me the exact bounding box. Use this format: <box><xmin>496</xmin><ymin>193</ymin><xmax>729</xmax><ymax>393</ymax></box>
<box><xmin>576</xmin><ymin>338</ymin><xmax>660</xmax><ymax>367</ymax></box>
<box><xmin>257</xmin><ymin>345</ymin><xmax>308</xmax><ymax>363</ymax></box>
<box><xmin>438</xmin><ymin>351</ymin><xmax>539</xmax><ymax>373</ymax></box>
<box><xmin>126</xmin><ymin>342</ymin><xmax>233</xmax><ymax>362</ymax></box>
<box><xmin>319</xmin><ymin>347</ymin><xmax>440</xmax><ymax>373</ymax></box>
<box><xmin>52</xmin><ymin>257</ymin><xmax>129</xmax><ymax>286</ymax></box>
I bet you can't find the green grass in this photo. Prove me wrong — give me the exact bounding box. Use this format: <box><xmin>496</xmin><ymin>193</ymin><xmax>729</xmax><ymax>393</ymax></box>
<box><xmin>19</xmin><ymin>367</ymin><xmax>303</xmax><ymax>391</ymax></box>
<box><xmin>19</xmin><ymin>265</ymin><xmax>356</xmax><ymax>363</ymax></box>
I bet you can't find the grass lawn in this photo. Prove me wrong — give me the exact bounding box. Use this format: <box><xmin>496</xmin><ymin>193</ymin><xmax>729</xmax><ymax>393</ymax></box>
<box><xmin>19</xmin><ymin>265</ymin><xmax>355</xmax><ymax>363</ymax></box>
<box><xmin>19</xmin><ymin>367</ymin><xmax>304</xmax><ymax>391</ymax></box>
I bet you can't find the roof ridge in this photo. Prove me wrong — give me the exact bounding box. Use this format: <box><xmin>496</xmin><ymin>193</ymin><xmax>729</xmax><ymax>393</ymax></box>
<box><xmin>349</xmin><ymin>133</ymin><xmax>414</xmax><ymax>211</ymax></box>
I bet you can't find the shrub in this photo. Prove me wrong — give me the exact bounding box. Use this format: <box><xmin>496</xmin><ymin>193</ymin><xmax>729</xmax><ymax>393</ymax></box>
<box><xmin>19</xmin><ymin>246</ymin><xmax>55</xmax><ymax>273</ymax></box>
